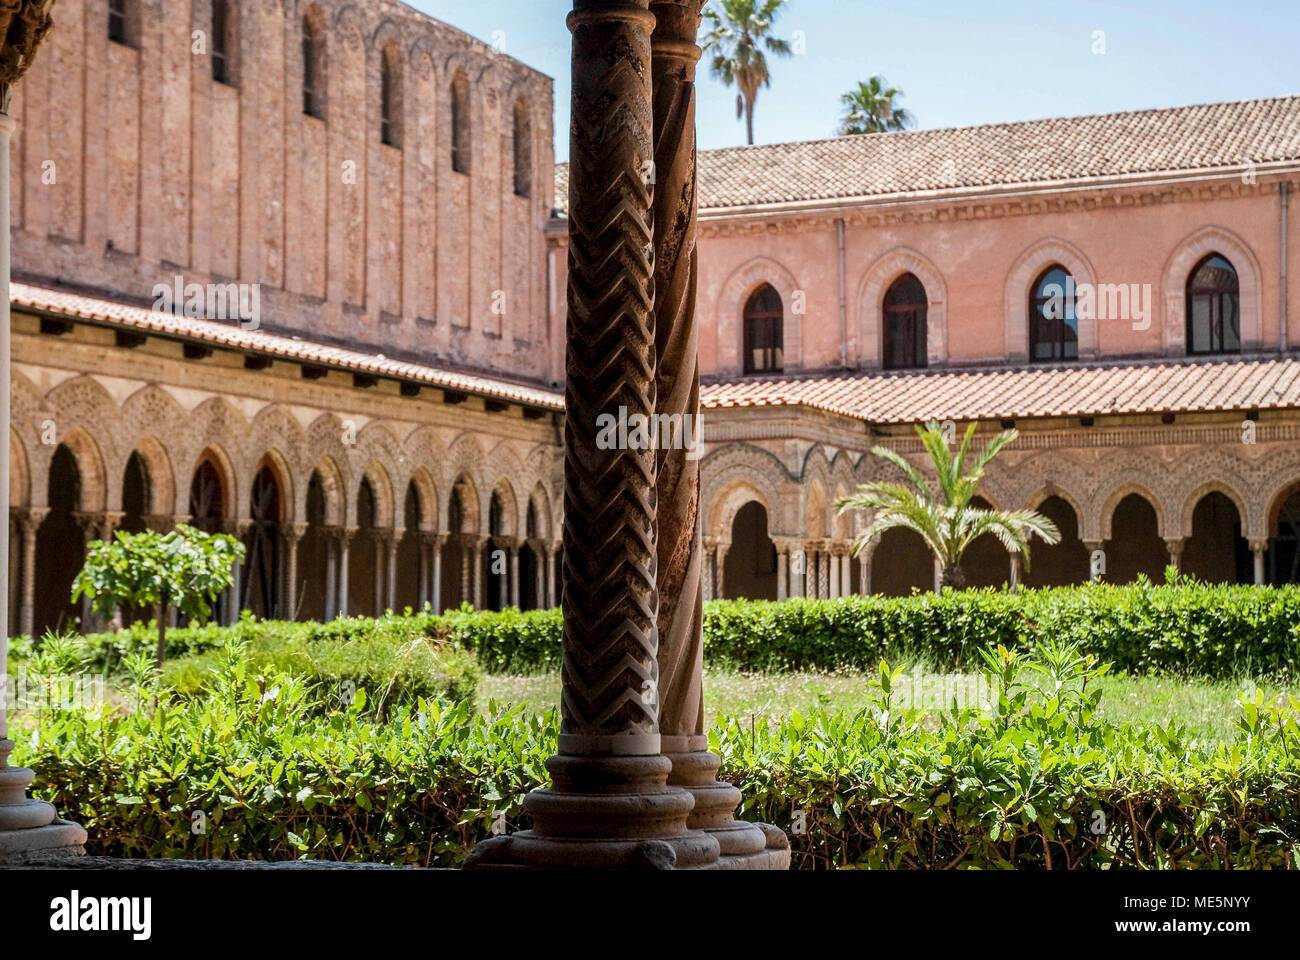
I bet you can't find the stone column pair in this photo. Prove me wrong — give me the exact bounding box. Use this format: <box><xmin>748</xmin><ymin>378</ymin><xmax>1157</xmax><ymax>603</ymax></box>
<box><xmin>465</xmin><ymin>0</ymin><xmax>786</xmax><ymax>870</ymax></box>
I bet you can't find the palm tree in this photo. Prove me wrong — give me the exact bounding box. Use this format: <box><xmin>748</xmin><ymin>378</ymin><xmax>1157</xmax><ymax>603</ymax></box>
<box><xmin>700</xmin><ymin>0</ymin><xmax>794</xmax><ymax>146</ymax></box>
<box><xmin>835</xmin><ymin>421</ymin><xmax>1060</xmax><ymax>591</ymax></box>
<box><xmin>836</xmin><ymin>76</ymin><xmax>914</xmax><ymax>135</ymax></box>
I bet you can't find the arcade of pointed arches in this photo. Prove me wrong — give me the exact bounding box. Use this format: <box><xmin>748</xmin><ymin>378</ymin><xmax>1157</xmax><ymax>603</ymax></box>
<box><xmin>699</xmin><ymin>440</ymin><xmax>1300</xmax><ymax>601</ymax></box>
<box><xmin>7</xmin><ymin>374</ymin><xmax>561</xmax><ymax>638</ymax></box>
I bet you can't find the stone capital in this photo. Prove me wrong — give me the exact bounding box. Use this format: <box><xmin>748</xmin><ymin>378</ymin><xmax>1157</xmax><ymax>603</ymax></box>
<box><xmin>12</xmin><ymin>506</ymin><xmax>48</xmax><ymax>535</ymax></box>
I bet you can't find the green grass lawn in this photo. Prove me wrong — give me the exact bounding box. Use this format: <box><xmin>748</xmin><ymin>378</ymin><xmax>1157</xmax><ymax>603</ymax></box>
<box><xmin>480</xmin><ymin>668</ymin><xmax>1298</xmax><ymax>742</ymax></box>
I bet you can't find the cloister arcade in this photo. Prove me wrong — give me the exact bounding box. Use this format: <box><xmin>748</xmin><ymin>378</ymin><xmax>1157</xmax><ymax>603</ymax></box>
<box><xmin>700</xmin><ymin>439</ymin><xmax>1300</xmax><ymax>601</ymax></box>
<box><xmin>7</xmin><ymin>370</ymin><xmax>562</xmax><ymax>639</ymax></box>
<box><xmin>10</xmin><ymin>364</ymin><xmax>1300</xmax><ymax>637</ymax></box>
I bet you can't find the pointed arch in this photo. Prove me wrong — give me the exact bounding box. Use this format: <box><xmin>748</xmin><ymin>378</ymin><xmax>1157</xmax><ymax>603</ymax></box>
<box><xmin>10</xmin><ymin>427</ymin><xmax>29</xmax><ymax>509</ymax></box>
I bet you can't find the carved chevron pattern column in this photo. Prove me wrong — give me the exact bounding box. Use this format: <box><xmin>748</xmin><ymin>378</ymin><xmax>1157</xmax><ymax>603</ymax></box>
<box><xmin>463</xmin><ymin>0</ymin><xmax>717</xmax><ymax>870</ymax></box>
<box><xmin>560</xmin><ymin>0</ymin><xmax>661</xmax><ymax>755</ymax></box>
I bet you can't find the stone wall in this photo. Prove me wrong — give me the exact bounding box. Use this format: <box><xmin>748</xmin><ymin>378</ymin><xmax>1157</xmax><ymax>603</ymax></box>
<box><xmin>9</xmin><ymin>0</ymin><xmax>557</xmax><ymax>383</ymax></box>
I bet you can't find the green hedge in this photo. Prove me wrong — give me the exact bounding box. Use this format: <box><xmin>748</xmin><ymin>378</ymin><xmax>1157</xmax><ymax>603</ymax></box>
<box><xmin>16</xmin><ymin>640</ymin><xmax>1300</xmax><ymax>869</ymax></box>
<box><xmin>704</xmin><ymin>581</ymin><xmax>1300</xmax><ymax>678</ymax></box>
<box><xmin>445</xmin><ymin>580</ymin><xmax>1300</xmax><ymax>678</ymax></box>
<box><xmin>13</xmin><ymin>579</ymin><xmax>1300</xmax><ymax>682</ymax></box>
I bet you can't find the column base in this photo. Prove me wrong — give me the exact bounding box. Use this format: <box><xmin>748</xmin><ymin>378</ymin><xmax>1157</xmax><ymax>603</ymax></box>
<box><xmin>664</xmin><ymin>749</ymin><xmax>791</xmax><ymax>871</ymax></box>
<box><xmin>0</xmin><ymin>818</ymin><xmax>88</xmax><ymax>863</ymax></box>
<box><xmin>463</xmin><ymin>753</ymin><xmax>720</xmax><ymax>870</ymax></box>
<box><xmin>0</xmin><ymin>744</ymin><xmax>87</xmax><ymax>863</ymax></box>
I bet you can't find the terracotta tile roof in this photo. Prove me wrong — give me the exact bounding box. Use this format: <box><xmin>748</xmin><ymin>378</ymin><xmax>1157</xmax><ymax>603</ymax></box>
<box><xmin>9</xmin><ymin>283</ymin><xmax>564</xmax><ymax>411</ymax></box>
<box><xmin>700</xmin><ymin>357</ymin><xmax>1300</xmax><ymax>424</ymax></box>
<box><xmin>16</xmin><ymin>283</ymin><xmax>1298</xmax><ymax>426</ymax></box>
<box><xmin>556</xmin><ymin>95</ymin><xmax>1300</xmax><ymax>212</ymax></box>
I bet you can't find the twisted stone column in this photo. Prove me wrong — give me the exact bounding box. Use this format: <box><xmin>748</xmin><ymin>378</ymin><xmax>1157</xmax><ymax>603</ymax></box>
<box><xmin>466</xmin><ymin>0</ymin><xmax>714</xmax><ymax>870</ymax></box>
<box><xmin>649</xmin><ymin>0</ymin><xmax>787</xmax><ymax>870</ymax></box>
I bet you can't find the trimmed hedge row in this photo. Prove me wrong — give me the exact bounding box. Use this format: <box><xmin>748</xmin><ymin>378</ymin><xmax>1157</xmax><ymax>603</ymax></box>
<box><xmin>17</xmin><ymin>640</ymin><xmax>1300</xmax><ymax>869</ymax></box>
<box><xmin>450</xmin><ymin>580</ymin><xmax>1300</xmax><ymax>679</ymax></box>
<box><xmin>14</xmin><ymin>579</ymin><xmax>1300</xmax><ymax>682</ymax></box>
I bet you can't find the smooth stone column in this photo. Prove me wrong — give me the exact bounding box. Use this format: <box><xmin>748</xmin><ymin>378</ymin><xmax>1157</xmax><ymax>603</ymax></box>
<box><xmin>386</xmin><ymin>530</ymin><xmax>400</xmax><ymax>612</ymax></box>
<box><xmin>546</xmin><ymin>542</ymin><xmax>560</xmax><ymax>609</ymax></box>
<box><xmin>466</xmin><ymin>0</ymin><xmax>715</xmax><ymax>870</ymax></box>
<box><xmin>508</xmin><ymin>538</ymin><xmax>522</xmax><ymax>608</ymax></box>
<box><xmin>1250</xmin><ymin>539</ymin><xmax>1267</xmax><ymax>585</ymax></box>
<box><xmin>338</xmin><ymin>526</ymin><xmax>356</xmax><ymax>616</ymax></box>
<box><xmin>283</xmin><ymin>522</ymin><xmax>306</xmax><ymax>620</ymax></box>
<box><xmin>1164</xmin><ymin>537</ymin><xmax>1184</xmax><ymax>573</ymax></box>
<box><xmin>17</xmin><ymin>507</ymin><xmax>45</xmax><ymax>636</ymax></box>
<box><xmin>324</xmin><ymin>527</ymin><xmax>339</xmax><ymax>619</ymax></box>
<box><xmin>776</xmin><ymin>542</ymin><xmax>788</xmax><ymax>600</ymax></box>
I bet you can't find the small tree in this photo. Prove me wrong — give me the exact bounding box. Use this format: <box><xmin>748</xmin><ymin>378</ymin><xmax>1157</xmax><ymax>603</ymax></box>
<box><xmin>835</xmin><ymin>421</ymin><xmax>1060</xmax><ymax>591</ymax></box>
<box><xmin>72</xmin><ymin>524</ymin><xmax>245</xmax><ymax>665</ymax></box>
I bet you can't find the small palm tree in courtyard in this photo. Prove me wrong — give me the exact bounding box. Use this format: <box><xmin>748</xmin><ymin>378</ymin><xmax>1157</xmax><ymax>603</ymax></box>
<box><xmin>701</xmin><ymin>0</ymin><xmax>794</xmax><ymax>146</ymax></box>
<box><xmin>836</xmin><ymin>76</ymin><xmax>914</xmax><ymax>135</ymax></box>
<box><xmin>835</xmin><ymin>421</ymin><xmax>1060</xmax><ymax>591</ymax></box>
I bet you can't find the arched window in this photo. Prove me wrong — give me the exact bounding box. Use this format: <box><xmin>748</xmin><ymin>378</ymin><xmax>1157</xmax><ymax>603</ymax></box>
<box><xmin>1186</xmin><ymin>253</ymin><xmax>1240</xmax><ymax>355</ymax></box>
<box><xmin>1030</xmin><ymin>265</ymin><xmax>1079</xmax><ymax>362</ymax></box>
<box><xmin>108</xmin><ymin>0</ymin><xmax>131</xmax><ymax>45</ymax></box>
<box><xmin>883</xmin><ymin>273</ymin><xmax>928</xmax><ymax>369</ymax></box>
<box><xmin>451</xmin><ymin>72</ymin><xmax>470</xmax><ymax>174</ymax></box>
<box><xmin>513</xmin><ymin>100</ymin><xmax>531</xmax><ymax>198</ymax></box>
<box><xmin>743</xmin><ymin>284</ymin><xmax>784</xmax><ymax>375</ymax></box>
<box><xmin>301</xmin><ymin>15</ymin><xmax>324</xmax><ymax>119</ymax></box>
<box><xmin>380</xmin><ymin>46</ymin><xmax>401</xmax><ymax>147</ymax></box>
<box><xmin>211</xmin><ymin>0</ymin><xmax>233</xmax><ymax>85</ymax></box>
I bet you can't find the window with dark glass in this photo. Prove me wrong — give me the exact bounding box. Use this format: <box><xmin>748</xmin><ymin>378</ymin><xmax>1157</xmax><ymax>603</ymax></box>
<box><xmin>108</xmin><ymin>0</ymin><xmax>129</xmax><ymax>44</ymax></box>
<box><xmin>743</xmin><ymin>285</ymin><xmax>784</xmax><ymax>374</ymax></box>
<box><xmin>883</xmin><ymin>273</ymin><xmax>928</xmax><ymax>369</ymax></box>
<box><xmin>380</xmin><ymin>50</ymin><xmax>399</xmax><ymax>147</ymax></box>
<box><xmin>1030</xmin><ymin>265</ymin><xmax>1079</xmax><ymax>362</ymax></box>
<box><xmin>1186</xmin><ymin>253</ymin><xmax>1240</xmax><ymax>355</ymax></box>
<box><xmin>211</xmin><ymin>0</ymin><xmax>231</xmax><ymax>85</ymax></box>
<box><xmin>513</xmin><ymin>101</ymin><xmax>531</xmax><ymax>198</ymax></box>
<box><xmin>302</xmin><ymin>17</ymin><xmax>323</xmax><ymax>118</ymax></box>
<box><xmin>451</xmin><ymin>74</ymin><xmax>470</xmax><ymax>174</ymax></box>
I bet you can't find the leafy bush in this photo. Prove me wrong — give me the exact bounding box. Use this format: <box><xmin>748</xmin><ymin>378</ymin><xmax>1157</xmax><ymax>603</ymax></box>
<box><xmin>13</xmin><ymin>612</ymin><xmax>478</xmax><ymax>716</ymax></box>
<box><xmin>16</xmin><ymin>638</ymin><xmax>1300</xmax><ymax>869</ymax></box>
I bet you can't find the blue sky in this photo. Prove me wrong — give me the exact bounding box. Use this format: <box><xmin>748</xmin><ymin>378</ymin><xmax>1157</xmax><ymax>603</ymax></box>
<box><xmin>414</xmin><ymin>0</ymin><xmax>1300</xmax><ymax>160</ymax></box>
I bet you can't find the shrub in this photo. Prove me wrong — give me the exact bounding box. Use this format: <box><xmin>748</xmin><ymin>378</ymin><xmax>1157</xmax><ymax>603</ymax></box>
<box><xmin>16</xmin><ymin>639</ymin><xmax>1300</xmax><ymax>869</ymax></box>
<box><xmin>440</xmin><ymin>605</ymin><xmax>562</xmax><ymax>674</ymax></box>
<box><xmin>13</xmin><ymin>612</ymin><xmax>478</xmax><ymax>716</ymax></box>
<box><xmin>13</xmin><ymin>580</ymin><xmax>1300</xmax><ymax>683</ymax></box>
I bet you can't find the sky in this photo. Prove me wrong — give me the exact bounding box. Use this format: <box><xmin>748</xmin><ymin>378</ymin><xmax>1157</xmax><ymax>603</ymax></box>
<box><xmin>413</xmin><ymin>0</ymin><xmax>1300</xmax><ymax>161</ymax></box>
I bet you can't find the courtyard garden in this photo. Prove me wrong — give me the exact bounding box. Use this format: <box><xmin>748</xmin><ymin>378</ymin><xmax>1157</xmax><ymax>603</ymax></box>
<box><xmin>8</xmin><ymin>578</ymin><xmax>1300</xmax><ymax>869</ymax></box>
